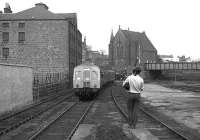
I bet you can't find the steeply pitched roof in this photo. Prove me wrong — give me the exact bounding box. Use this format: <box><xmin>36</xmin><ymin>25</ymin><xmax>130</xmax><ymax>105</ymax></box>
<box><xmin>121</xmin><ymin>30</ymin><xmax>157</xmax><ymax>51</ymax></box>
<box><xmin>0</xmin><ymin>5</ymin><xmax>76</xmax><ymax>20</ymax></box>
<box><xmin>109</xmin><ymin>30</ymin><xmax>115</xmax><ymax>43</ymax></box>
<box><xmin>56</xmin><ymin>13</ymin><xmax>77</xmax><ymax>19</ymax></box>
<box><xmin>140</xmin><ymin>32</ymin><xmax>157</xmax><ymax>51</ymax></box>
<box><xmin>121</xmin><ymin>30</ymin><xmax>141</xmax><ymax>41</ymax></box>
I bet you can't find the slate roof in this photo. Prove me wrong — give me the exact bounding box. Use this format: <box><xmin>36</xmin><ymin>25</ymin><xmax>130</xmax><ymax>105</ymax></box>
<box><xmin>0</xmin><ymin>5</ymin><xmax>76</xmax><ymax>20</ymax></box>
<box><xmin>121</xmin><ymin>30</ymin><xmax>157</xmax><ymax>51</ymax></box>
<box><xmin>56</xmin><ymin>13</ymin><xmax>77</xmax><ymax>20</ymax></box>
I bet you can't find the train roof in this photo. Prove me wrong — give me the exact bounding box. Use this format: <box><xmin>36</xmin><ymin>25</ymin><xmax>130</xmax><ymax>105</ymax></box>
<box><xmin>74</xmin><ymin>63</ymin><xmax>100</xmax><ymax>70</ymax></box>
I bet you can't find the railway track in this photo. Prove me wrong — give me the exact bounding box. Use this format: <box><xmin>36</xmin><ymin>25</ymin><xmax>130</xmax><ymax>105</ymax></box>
<box><xmin>0</xmin><ymin>89</ymin><xmax>74</xmax><ymax>137</ymax></box>
<box><xmin>27</xmin><ymin>84</ymin><xmax>113</xmax><ymax>140</ymax></box>
<box><xmin>27</xmin><ymin>101</ymin><xmax>95</xmax><ymax>140</ymax></box>
<box><xmin>111</xmin><ymin>87</ymin><xmax>200</xmax><ymax>140</ymax></box>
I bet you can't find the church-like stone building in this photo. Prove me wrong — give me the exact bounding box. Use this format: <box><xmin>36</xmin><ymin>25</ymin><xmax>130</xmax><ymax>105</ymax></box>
<box><xmin>109</xmin><ymin>27</ymin><xmax>157</xmax><ymax>71</ymax></box>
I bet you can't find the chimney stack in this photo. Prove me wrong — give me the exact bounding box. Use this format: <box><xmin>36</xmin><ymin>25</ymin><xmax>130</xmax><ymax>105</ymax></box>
<box><xmin>35</xmin><ymin>3</ymin><xmax>49</xmax><ymax>10</ymax></box>
<box><xmin>4</xmin><ymin>3</ymin><xmax>12</xmax><ymax>13</ymax></box>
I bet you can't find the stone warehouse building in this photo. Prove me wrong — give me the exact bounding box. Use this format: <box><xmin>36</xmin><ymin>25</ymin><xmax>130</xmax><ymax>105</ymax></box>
<box><xmin>0</xmin><ymin>3</ymin><xmax>82</xmax><ymax>84</ymax></box>
<box><xmin>109</xmin><ymin>27</ymin><xmax>157</xmax><ymax>71</ymax></box>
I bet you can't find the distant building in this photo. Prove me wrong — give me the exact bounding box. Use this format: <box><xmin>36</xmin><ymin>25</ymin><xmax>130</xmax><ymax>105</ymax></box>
<box><xmin>82</xmin><ymin>42</ymin><xmax>109</xmax><ymax>68</ymax></box>
<box><xmin>0</xmin><ymin>3</ymin><xmax>82</xmax><ymax>84</ymax></box>
<box><xmin>94</xmin><ymin>54</ymin><xmax>109</xmax><ymax>69</ymax></box>
<box><xmin>158</xmin><ymin>54</ymin><xmax>173</xmax><ymax>62</ymax></box>
<box><xmin>109</xmin><ymin>27</ymin><xmax>157</xmax><ymax>71</ymax></box>
<box><xmin>82</xmin><ymin>37</ymin><xmax>90</xmax><ymax>63</ymax></box>
<box><xmin>88</xmin><ymin>50</ymin><xmax>109</xmax><ymax>68</ymax></box>
<box><xmin>178</xmin><ymin>55</ymin><xmax>191</xmax><ymax>62</ymax></box>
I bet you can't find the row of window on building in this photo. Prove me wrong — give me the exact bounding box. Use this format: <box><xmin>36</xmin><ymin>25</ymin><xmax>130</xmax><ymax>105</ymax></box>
<box><xmin>1</xmin><ymin>22</ymin><xmax>25</xmax><ymax>43</ymax></box>
<box><xmin>2</xmin><ymin>22</ymin><xmax>25</xmax><ymax>28</ymax></box>
<box><xmin>2</xmin><ymin>32</ymin><xmax>25</xmax><ymax>43</ymax></box>
<box><xmin>1</xmin><ymin>22</ymin><xmax>26</xmax><ymax>59</ymax></box>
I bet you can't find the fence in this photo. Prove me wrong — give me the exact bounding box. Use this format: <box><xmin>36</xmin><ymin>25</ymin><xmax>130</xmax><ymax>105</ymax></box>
<box><xmin>32</xmin><ymin>71</ymin><xmax>69</xmax><ymax>101</ymax></box>
<box><xmin>145</xmin><ymin>62</ymin><xmax>200</xmax><ymax>70</ymax></box>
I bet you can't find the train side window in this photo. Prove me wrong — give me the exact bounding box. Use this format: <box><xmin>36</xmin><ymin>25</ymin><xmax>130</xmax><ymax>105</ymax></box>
<box><xmin>75</xmin><ymin>71</ymin><xmax>81</xmax><ymax>80</ymax></box>
<box><xmin>91</xmin><ymin>71</ymin><xmax>98</xmax><ymax>80</ymax></box>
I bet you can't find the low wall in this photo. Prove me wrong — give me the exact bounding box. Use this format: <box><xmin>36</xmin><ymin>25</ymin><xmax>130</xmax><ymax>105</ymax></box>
<box><xmin>144</xmin><ymin>70</ymin><xmax>200</xmax><ymax>81</ymax></box>
<box><xmin>162</xmin><ymin>70</ymin><xmax>200</xmax><ymax>81</ymax></box>
<box><xmin>0</xmin><ymin>63</ymin><xmax>33</xmax><ymax>114</ymax></box>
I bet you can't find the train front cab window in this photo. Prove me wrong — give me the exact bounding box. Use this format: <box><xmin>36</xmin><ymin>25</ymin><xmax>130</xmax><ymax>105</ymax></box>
<box><xmin>75</xmin><ymin>71</ymin><xmax>82</xmax><ymax>80</ymax></box>
<box><xmin>91</xmin><ymin>71</ymin><xmax>98</xmax><ymax>80</ymax></box>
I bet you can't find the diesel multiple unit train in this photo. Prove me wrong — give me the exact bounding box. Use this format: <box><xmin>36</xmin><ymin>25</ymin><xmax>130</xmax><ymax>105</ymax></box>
<box><xmin>73</xmin><ymin>63</ymin><xmax>115</xmax><ymax>100</ymax></box>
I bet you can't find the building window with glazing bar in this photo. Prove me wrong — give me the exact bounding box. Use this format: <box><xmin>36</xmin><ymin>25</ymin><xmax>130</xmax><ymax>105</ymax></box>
<box><xmin>18</xmin><ymin>23</ymin><xmax>25</xmax><ymax>28</ymax></box>
<box><xmin>2</xmin><ymin>22</ymin><xmax>9</xmax><ymax>28</ymax></box>
<box><xmin>18</xmin><ymin>32</ymin><xmax>25</xmax><ymax>43</ymax></box>
<box><xmin>2</xmin><ymin>32</ymin><xmax>9</xmax><ymax>43</ymax></box>
<box><xmin>2</xmin><ymin>47</ymin><xmax>9</xmax><ymax>59</ymax></box>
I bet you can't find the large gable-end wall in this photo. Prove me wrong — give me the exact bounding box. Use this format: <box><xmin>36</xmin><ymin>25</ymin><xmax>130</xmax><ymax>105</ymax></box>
<box><xmin>129</xmin><ymin>41</ymin><xmax>138</xmax><ymax>65</ymax></box>
<box><xmin>0</xmin><ymin>20</ymin><xmax>70</xmax><ymax>73</ymax></box>
<box><xmin>112</xmin><ymin>30</ymin><xmax>129</xmax><ymax>66</ymax></box>
<box><xmin>142</xmin><ymin>50</ymin><xmax>157</xmax><ymax>63</ymax></box>
<box><xmin>122</xmin><ymin>30</ymin><xmax>142</xmax><ymax>66</ymax></box>
<box><xmin>139</xmin><ymin>33</ymin><xmax>157</xmax><ymax>63</ymax></box>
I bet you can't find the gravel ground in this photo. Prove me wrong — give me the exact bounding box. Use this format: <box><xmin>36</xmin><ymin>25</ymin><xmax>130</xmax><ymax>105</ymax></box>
<box><xmin>84</xmin><ymin>123</ymin><xmax>135</xmax><ymax>140</ymax></box>
<box><xmin>141</xmin><ymin>81</ymin><xmax>200</xmax><ymax>134</ymax></box>
<box><xmin>80</xmin><ymin>86</ymin><xmax>138</xmax><ymax>140</ymax></box>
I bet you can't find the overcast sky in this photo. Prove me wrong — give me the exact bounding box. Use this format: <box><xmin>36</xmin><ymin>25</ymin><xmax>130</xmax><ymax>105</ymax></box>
<box><xmin>1</xmin><ymin>0</ymin><xmax>200</xmax><ymax>60</ymax></box>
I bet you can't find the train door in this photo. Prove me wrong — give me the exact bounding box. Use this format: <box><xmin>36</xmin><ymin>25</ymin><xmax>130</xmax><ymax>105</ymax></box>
<box><xmin>83</xmin><ymin>69</ymin><xmax>90</xmax><ymax>87</ymax></box>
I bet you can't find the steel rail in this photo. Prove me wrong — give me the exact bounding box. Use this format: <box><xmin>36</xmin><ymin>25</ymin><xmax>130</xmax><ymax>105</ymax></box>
<box><xmin>65</xmin><ymin>101</ymin><xmax>95</xmax><ymax>140</ymax></box>
<box><xmin>111</xmin><ymin>88</ymin><xmax>196</xmax><ymax>140</ymax></box>
<box><xmin>139</xmin><ymin>106</ymin><xmax>195</xmax><ymax>140</ymax></box>
<box><xmin>0</xmin><ymin>92</ymin><xmax>74</xmax><ymax>136</ymax></box>
<box><xmin>28</xmin><ymin>102</ymin><xmax>77</xmax><ymax>140</ymax></box>
<box><xmin>111</xmin><ymin>89</ymin><xmax>128</xmax><ymax>120</ymax></box>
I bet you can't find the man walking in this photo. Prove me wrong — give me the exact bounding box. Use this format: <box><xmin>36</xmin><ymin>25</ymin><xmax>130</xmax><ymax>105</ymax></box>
<box><xmin>122</xmin><ymin>67</ymin><xmax>144</xmax><ymax>128</ymax></box>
